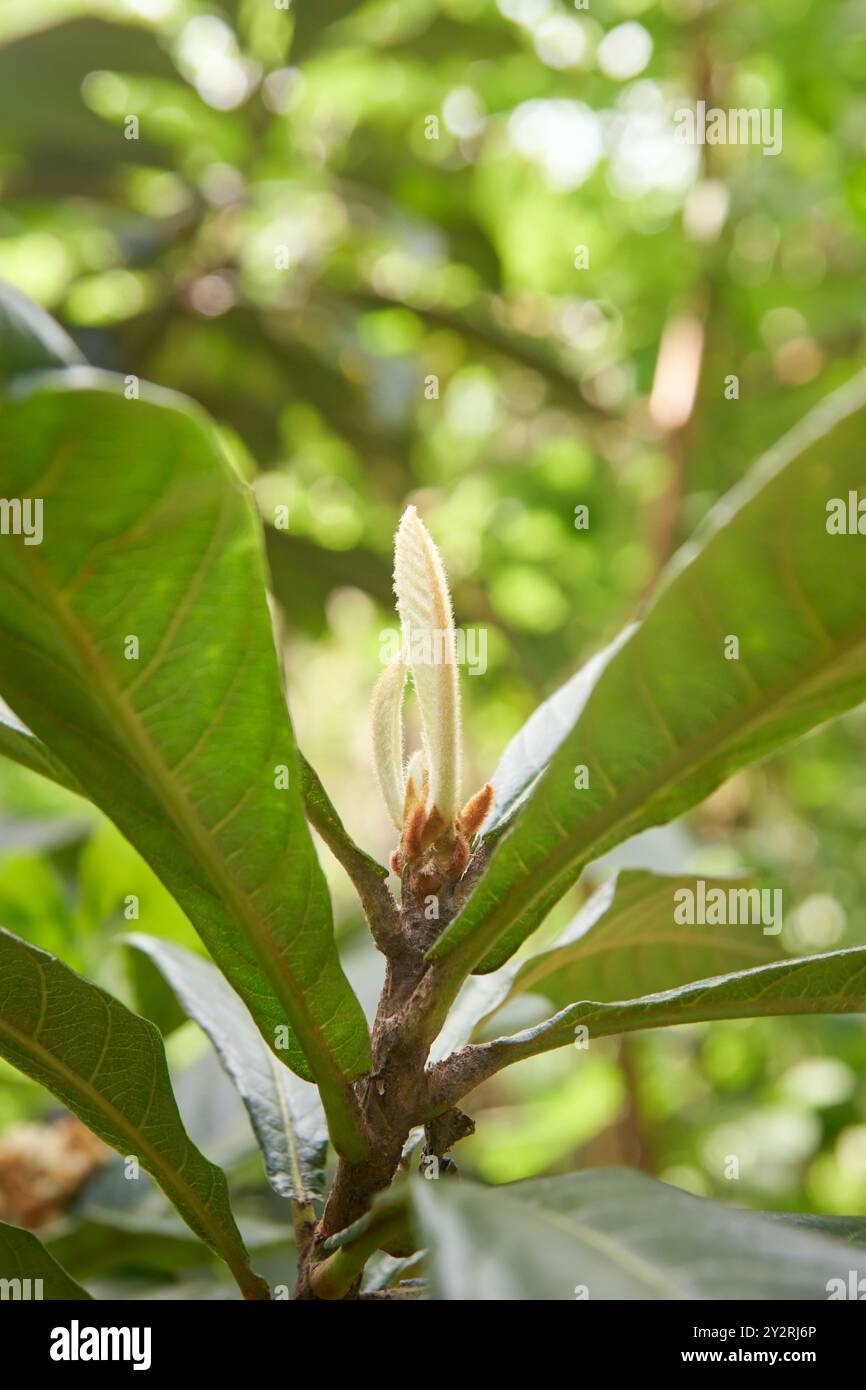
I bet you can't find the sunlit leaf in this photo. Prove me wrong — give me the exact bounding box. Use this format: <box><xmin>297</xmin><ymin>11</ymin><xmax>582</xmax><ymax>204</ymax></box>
<box><xmin>431</xmin><ymin>371</ymin><xmax>866</xmax><ymax>979</ymax></box>
<box><xmin>0</xmin><ymin>367</ymin><xmax>372</xmax><ymax>1158</ymax></box>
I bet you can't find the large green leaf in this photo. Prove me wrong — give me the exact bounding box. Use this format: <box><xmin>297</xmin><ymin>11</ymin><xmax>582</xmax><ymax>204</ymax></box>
<box><xmin>0</xmin><ymin>929</ymin><xmax>268</xmax><ymax>1299</ymax></box>
<box><xmin>414</xmin><ymin>1168</ymin><xmax>866</xmax><ymax>1300</ymax></box>
<box><xmin>0</xmin><ymin>367</ymin><xmax>371</xmax><ymax>1157</ymax></box>
<box><xmin>435</xmin><ymin>946</ymin><xmax>866</xmax><ymax>1094</ymax></box>
<box><xmin>0</xmin><ymin>1219</ymin><xmax>92</xmax><ymax>1300</ymax></box>
<box><xmin>127</xmin><ymin>934</ymin><xmax>328</xmax><ymax>1203</ymax></box>
<box><xmin>431</xmin><ymin>369</ymin><xmax>866</xmax><ymax>979</ymax></box>
<box><xmin>0</xmin><ymin>710</ymin><xmax>384</xmax><ymax>895</ymax></box>
<box><xmin>431</xmin><ymin>871</ymin><xmax>782</xmax><ymax>1060</ymax></box>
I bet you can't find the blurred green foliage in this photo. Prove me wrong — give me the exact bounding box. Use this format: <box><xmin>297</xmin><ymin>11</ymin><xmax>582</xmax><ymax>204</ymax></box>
<box><xmin>1</xmin><ymin>0</ymin><xmax>866</xmax><ymax>1268</ymax></box>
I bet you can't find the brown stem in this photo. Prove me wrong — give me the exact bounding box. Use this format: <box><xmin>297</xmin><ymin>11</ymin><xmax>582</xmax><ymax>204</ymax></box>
<box><xmin>294</xmin><ymin>850</ymin><xmax>484</xmax><ymax>1297</ymax></box>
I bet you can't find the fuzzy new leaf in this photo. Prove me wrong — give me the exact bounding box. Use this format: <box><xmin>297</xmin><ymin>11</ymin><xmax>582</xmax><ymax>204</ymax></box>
<box><xmin>370</xmin><ymin>658</ymin><xmax>406</xmax><ymax>830</ymax></box>
<box><xmin>393</xmin><ymin>507</ymin><xmax>461</xmax><ymax>824</ymax></box>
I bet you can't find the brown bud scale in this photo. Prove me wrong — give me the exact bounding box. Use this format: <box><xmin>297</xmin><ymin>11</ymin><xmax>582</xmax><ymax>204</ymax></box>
<box><xmin>459</xmin><ymin>782</ymin><xmax>494</xmax><ymax>837</ymax></box>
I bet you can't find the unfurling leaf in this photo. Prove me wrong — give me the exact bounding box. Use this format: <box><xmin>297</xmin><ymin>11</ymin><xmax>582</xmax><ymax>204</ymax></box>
<box><xmin>402</xmin><ymin>749</ymin><xmax>428</xmax><ymax>826</ymax></box>
<box><xmin>370</xmin><ymin>658</ymin><xmax>406</xmax><ymax>830</ymax></box>
<box><xmin>393</xmin><ymin>506</ymin><xmax>461</xmax><ymax>828</ymax></box>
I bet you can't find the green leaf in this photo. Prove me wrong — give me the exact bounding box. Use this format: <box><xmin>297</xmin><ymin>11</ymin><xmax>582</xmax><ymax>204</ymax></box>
<box><xmin>481</xmin><ymin>628</ymin><xmax>634</xmax><ymax>836</ymax></box>
<box><xmin>0</xmin><ymin>929</ymin><xmax>269</xmax><ymax>1299</ymax></box>
<box><xmin>298</xmin><ymin>751</ymin><xmax>398</xmax><ymax>954</ymax></box>
<box><xmin>436</xmin><ymin>947</ymin><xmax>866</xmax><ymax>1095</ymax></box>
<box><xmin>414</xmin><ymin>1168</ymin><xmax>866</xmax><ymax>1300</ymax></box>
<box><xmin>0</xmin><ymin>366</ymin><xmax>372</xmax><ymax>1158</ymax></box>
<box><xmin>764</xmin><ymin>1212</ymin><xmax>866</xmax><ymax>1249</ymax></box>
<box><xmin>431</xmin><ymin>871</ymin><xmax>782</xmax><ymax>1059</ymax></box>
<box><xmin>127</xmin><ymin>934</ymin><xmax>328</xmax><ymax>1203</ymax></box>
<box><xmin>0</xmin><ymin>711</ymin><xmax>388</xmax><ymax>906</ymax></box>
<box><xmin>431</xmin><ymin>369</ymin><xmax>866</xmax><ymax>979</ymax></box>
<box><xmin>0</xmin><ymin>280</ymin><xmax>84</xmax><ymax>385</ymax></box>
<box><xmin>0</xmin><ymin>706</ymin><xmax>82</xmax><ymax>796</ymax></box>
<box><xmin>47</xmin><ymin>1213</ymin><xmax>291</xmax><ymax>1285</ymax></box>
<box><xmin>299</xmin><ymin>751</ymin><xmax>387</xmax><ymax>884</ymax></box>
<box><xmin>49</xmin><ymin>1149</ymin><xmax>295</xmax><ymax>1284</ymax></box>
<box><xmin>488</xmin><ymin>870</ymin><xmax>782</xmax><ymax>1018</ymax></box>
<box><xmin>0</xmin><ymin>1218</ymin><xmax>93</xmax><ymax>1300</ymax></box>
<box><xmin>47</xmin><ymin>1219</ymin><xmax>236</xmax><ymax>1283</ymax></box>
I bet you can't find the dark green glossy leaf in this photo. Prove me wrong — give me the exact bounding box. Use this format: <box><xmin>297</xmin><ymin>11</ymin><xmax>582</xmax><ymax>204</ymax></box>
<box><xmin>414</xmin><ymin>1169</ymin><xmax>866</xmax><ymax>1300</ymax></box>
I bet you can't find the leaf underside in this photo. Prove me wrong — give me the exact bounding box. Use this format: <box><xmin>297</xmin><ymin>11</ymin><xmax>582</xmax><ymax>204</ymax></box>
<box><xmin>127</xmin><ymin>934</ymin><xmax>328</xmax><ymax>1202</ymax></box>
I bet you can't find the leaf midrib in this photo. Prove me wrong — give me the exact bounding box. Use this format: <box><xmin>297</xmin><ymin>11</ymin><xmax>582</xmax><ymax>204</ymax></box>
<box><xmin>267</xmin><ymin>1049</ymin><xmax>308</xmax><ymax>1200</ymax></box>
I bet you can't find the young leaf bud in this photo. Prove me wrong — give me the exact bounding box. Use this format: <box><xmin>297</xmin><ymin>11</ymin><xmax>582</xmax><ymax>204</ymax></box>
<box><xmin>370</xmin><ymin>658</ymin><xmax>406</xmax><ymax>831</ymax></box>
<box><xmin>393</xmin><ymin>507</ymin><xmax>461</xmax><ymax>828</ymax></box>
